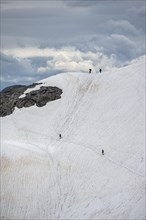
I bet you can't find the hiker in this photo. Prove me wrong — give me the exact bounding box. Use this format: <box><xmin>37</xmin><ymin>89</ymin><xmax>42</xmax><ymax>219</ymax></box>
<box><xmin>99</xmin><ymin>68</ymin><xmax>102</xmax><ymax>73</ymax></box>
<box><xmin>59</xmin><ymin>134</ymin><xmax>62</xmax><ymax>139</ymax></box>
<box><xmin>89</xmin><ymin>68</ymin><xmax>92</xmax><ymax>74</ymax></box>
<box><xmin>102</xmin><ymin>149</ymin><xmax>104</xmax><ymax>155</ymax></box>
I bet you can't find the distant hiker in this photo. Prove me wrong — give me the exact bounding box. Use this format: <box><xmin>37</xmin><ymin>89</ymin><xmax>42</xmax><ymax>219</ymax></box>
<box><xmin>89</xmin><ymin>68</ymin><xmax>92</xmax><ymax>74</ymax></box>
<box><xmin>99</xmin><ymin>68</ymin><xmax>102</xmax><ymax>73</ymax></box>
<box><xmin>59</xmin><ymin>134</ymin><xmax>62</xmax><ymax>139</ymax></box>
<box><xmin>102</xmin><ymin>149</ymin><xmax>104</xmax><ymax>155</ymax></box>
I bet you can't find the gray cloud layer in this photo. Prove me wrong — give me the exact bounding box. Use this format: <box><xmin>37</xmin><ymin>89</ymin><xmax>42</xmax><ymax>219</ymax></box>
<box><xmin>1</xmin><ymin>0</ymin><xmax>145</xmax><ymax>89</ymax></box>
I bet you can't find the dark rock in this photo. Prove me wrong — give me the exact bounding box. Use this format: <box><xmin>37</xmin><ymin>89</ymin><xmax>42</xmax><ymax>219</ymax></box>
<box><xmin>0</xmin><ymin>83</ymin><xmax>63</xmax><ymax>117</ymax></box>
<box><xmin>36</xmin><ymin>100</ymin><xmax>47</xmax><ymax>107</ymax></box>
<box><xmin>16</xmin><ymin>99</ymin><xmax>26</xmax><ymax>108</ymax></box>
<box><xmin>23</xmin><ymin>99</ymin><xmax>36</xmax><ymax>108</ymax></box>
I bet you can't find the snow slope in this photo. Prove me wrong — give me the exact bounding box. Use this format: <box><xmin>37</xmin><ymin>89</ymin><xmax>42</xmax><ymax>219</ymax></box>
<box><xmin>1</xmin><ymin>56</ymin><xmax>145</xmax><ymax>220</ymax></box>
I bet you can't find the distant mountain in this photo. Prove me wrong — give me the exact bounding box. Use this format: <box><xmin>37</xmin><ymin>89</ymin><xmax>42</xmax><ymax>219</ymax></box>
<box><xmin>1</xmin><ymin>85</ymin><xmax>27</xmax><ymax>93</ymax></box>
<box><xmin>1</xmin><ymin>56</ymin><xmax>145</xmax><ymax>220</ymax></box>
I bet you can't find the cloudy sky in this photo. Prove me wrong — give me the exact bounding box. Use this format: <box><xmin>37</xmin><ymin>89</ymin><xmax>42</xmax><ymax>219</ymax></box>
<box><xmin>1</xmin><ymin>0</ymin><xmax>145</xmax><ymax>89</ymax></box>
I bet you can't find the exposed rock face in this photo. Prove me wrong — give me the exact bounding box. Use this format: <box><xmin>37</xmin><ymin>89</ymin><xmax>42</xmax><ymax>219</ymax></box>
<box><xmin>0</xmin><ymin>83</ymin><xmax>63</xmax><ymax>117</ymax></box>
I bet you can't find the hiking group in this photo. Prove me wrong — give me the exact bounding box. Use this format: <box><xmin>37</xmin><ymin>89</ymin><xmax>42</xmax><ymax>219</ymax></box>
<box><xmin>89</xmin><ymin>68</ymin><xmax>102</xmax><ymax>74</ymax></box>
<box><xmin>59</xmin><ymin>134</ymin><xmax>104</xmax><ymax>155</ymax></box>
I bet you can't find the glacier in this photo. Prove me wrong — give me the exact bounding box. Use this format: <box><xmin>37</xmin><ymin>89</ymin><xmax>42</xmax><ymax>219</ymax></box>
<box><xmin>1</xmin><ymin>56</ymin><xmax>145</xmax><ymax>220</ymax></box>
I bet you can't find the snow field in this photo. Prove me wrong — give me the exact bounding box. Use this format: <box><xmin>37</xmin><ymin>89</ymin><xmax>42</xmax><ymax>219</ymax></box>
<box><xmin>1</xmin><ymin>56</ymin><xmax>145</xmax><ymax>219</ymax></box>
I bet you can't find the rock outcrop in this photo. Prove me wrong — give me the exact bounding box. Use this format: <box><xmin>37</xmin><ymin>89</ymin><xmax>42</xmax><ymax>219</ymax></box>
<box><xmin>0</xmin><ymin>83</ymin><xmax>63</xmax><ymax>117</ymax></box>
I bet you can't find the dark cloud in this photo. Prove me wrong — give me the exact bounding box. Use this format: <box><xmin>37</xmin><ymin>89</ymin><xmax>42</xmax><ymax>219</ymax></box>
<box><xmin>107</xmin><ymin>20</ymin><xmax>141</xmax><ymax>36</ymax></box>
<box><xmin>2</xmin><ymin>0</ymin><xmax>145</xmax><ymax>42</ymax></box>
<box><xmin>1</xmin><ymin>53</ymin><xmax>35</xmax><ymax>90</ymax></box>
<box><xmin>31</xmin><ymin>57</ymin><xmax>49</xmax><ymax>69</ymax></box>
<box><xmin>127</xmin><ymin>6</ymin><xmax>146</xmax><ymax>17</ymax></box>
<box><xmin>63</xmin><ymin>0</ymin><xmax>97</xmax><ymax>7</ymax></box>
<box><xmin>1</xmin><ymin>6</ymin><xmax>65</xmax><ymax>19</ymax></box>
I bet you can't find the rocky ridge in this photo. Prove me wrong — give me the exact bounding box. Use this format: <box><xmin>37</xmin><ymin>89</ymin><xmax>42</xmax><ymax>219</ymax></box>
<box><xmin>0</xmin><ymin>83</ymin><xmax>63</xmax><ymax>117</ymax></box>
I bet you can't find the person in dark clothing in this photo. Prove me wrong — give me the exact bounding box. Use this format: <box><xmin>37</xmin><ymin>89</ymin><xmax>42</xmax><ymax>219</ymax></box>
<box><xmin>102</xmin><ymin>149</ymin><xmax>104</xmax><ymax>155</ymax></box>
<box><xmin>99</xmin><ymin>68</ymin><xmax>102</xmax><ymax>73</ymax></box>
<box><xmin>89</xmin><ymin>68</ymin><xmax>92</xmax><ymax>74</ymax></box>
<box><xmin>59</xmin><ymin>134</ymin><xmax>62</xmax><ymax>139</ymax></box>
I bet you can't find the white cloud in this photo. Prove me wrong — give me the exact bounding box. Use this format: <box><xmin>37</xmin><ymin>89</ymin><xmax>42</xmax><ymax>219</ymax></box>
<box><xmin>2</xmin><ymin>47</ymin><xmax>56</xmax><ymax>58</ymax></box>
<box><xmin>2</xmin><ymin>46</ymin><xmax>115</xmax><ymax>75</ymax></box>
